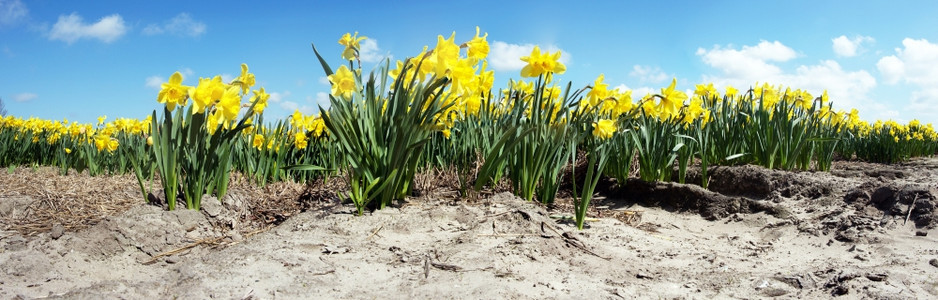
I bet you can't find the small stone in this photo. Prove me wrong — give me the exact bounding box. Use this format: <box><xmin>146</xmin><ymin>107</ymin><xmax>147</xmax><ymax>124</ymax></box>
<box><xmin>929</xmin><ymin>258</ymin><xmax>938</xmax><ymax>268</ymax></box>
<box><xmin>165</xmin><ymin>256</ymin><xmax>180</xmax><ymax>264</ymax></box>
<box><xmin>201</xmin><ymin>196</ymin><xmax>222</xmax><ymax>217</ymax></box>
<box><xmin>635</xmin><ymin>272</ymin><xmax>654</xmax><ymax>280</ymax></box>
<box><xmin>50</xmin><ymin>223</ymin><xmax>65</xmax><ymax>240</ymax></box>
<box><xmin>916</xmin><ymin>230</ymin><xmax>928</xmax><ymax>237</ymax></box>
<box><xmin>865</xmin><ymin>273</ymin><xmax>887</xmax><ymax>281</ymax></box>
<box><xmin>3</xmin><ymin>236</ymin><xmax>27</xmax><ymax>251</ymax></box>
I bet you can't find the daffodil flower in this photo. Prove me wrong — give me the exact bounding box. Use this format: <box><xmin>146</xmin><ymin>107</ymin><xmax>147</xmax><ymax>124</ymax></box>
<box><xmin>158</xmin><ymin>72</ymin><xmax>190</xmax><ymax>111</ymax></box>
<box><xmin>520</xmin><ymin>46</ymin><xmax>566</xmax><ymax>78</ymax></box>
<box><xmin>328</xmin><ymin>65</ymin><xmax>357</xmax><ymax>98</ymax></box>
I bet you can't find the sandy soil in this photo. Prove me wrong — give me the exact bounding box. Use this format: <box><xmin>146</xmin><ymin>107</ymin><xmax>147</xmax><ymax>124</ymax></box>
<box><xmin>1</xmin><ymin>158</ymin><xmax>937</xmax><ymax>299</ymax></box>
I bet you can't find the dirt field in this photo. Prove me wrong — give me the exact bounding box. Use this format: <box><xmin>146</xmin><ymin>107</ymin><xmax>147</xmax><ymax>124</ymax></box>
<box><xmin>1</xmin><ymin>158</ymin><xmax>937</xmax><ymax>299</ymax></box>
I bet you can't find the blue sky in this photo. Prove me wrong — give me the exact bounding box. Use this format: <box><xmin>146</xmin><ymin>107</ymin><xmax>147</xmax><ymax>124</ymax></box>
<box><xmin>2</xmin><ymin>0</ymin><xmax>938</xmax><ymax>124</ymax></box>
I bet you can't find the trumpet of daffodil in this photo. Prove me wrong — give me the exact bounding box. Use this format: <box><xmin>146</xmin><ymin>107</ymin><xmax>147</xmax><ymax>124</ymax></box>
<box><xmin>587</xmin><ymin>74</ymin><xmax>609</xmax><ymax>107</ymax></box>
<box><xmin>328</xmin><ymin>65</ymin><xmax>357</xmax><ymax>98</ymax></box>
<box><xmin>793</xmin><ymin>89</ymin><xmax>813</xmax><ymax>110</ymax></box>
<box><xmin>189</xmin><ymin>76</ymin><xmax>226</xmax><ymax>114</ymax></box>
<box><xmin>252</xmin><ymin>134</ymin><xmax>264</xmax><ymax>149</ymax></box>
<box><xmin>306</xmin><ymin>115</ymin><xmax>326</xmax><ymax>138</ymax></box>
<box><xmin>294</xmin><ymin>131</ymin><xmax>308</xmax><ymax>149</ymax></box>
<box><xmin>725</xmin><ymin>85</ymin><xmax>738</xmax><ymax>98</ymax></box>
<box><xmin>212</xmin><ymin>86</ymin><xmax>242</xmax><ymax>130</ymax></box>
<box><xmin>682</xmin><ymin>98</ymin><xmax>709</xmax><ymax>126</ymax></box>
<box><xmin>158</xmin><ymin>72</ymin><xmax>190</xmax><ymax>111</ymax></box>
<box><xmin>466</xmin><ymin>26</ymin><xmax>489</xmax><ymax>60</ymax></box>
<box><xmin>433</xmin><ymin>32</ymin><xmax>460</xmax><ymax>76</ymax></box>
<box><xmin>658</xmin><ymin>78</ymin><xmax>686</xmax><ymax>120</ymax></box>
<box><xmin>464</xmin><ymin>93</ymin><xmax>482</xmax><ymax>116</ymax></box>
<box><xmin>476</xmin><ymin>61</ymin><xmax>495</xmax><ymax>92</ymax></box>
<box><xmin>520</xmin><ymin>46</ymin><xmax>566</xmax><ymax>78</ymax></box>
<box><xmin>694</xmin><ymin>83</ymin><xmax>719</xmax><ymax>102</ymax></box>
<box><xmin>641</xmin><ymin>95</ymin><xmax>658</xmax><ymax>118</ymax></box>
<box><xmin>93</xmin><ymin>133</ymin><xmax>110</xmax><ymax>151</ymax></box>
<box><xmin>251</xmin><ymin>87</ymin><xmax>270</xmax><ymax>114</ymax></box>
<box><xmin>339</xmin><ymin>32</ymin><xmax>367</xmax><ymax>61</ymax></box>
<box><xmin>234</xmin><ymin>64</ymin><xmax>256</xmax><ymax>95</ymax></box>
<box><xmin>592</xmin><ymin>119</ymin><xmax>616</xmax><ymax>140</ymax></box>
<box><xmin>107</xmin><ymin>138</ymin><xmax>119</xmax><ymax>153</ymax></box>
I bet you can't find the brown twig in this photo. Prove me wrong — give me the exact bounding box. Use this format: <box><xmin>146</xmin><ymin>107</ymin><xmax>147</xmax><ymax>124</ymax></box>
<box><xmin>905</xmin><ymin>193</ymin><xmax>919</xmax><ymax>226</ymax></box>
<box><xmin>142</xmin><ymin>235</ymin><xmax>226</xmax><ymax>265</ymax></box>
<box><xmin>540</xmin><ymin>221</ymin><xmax>610</xmax><ymax>260</ymax></box>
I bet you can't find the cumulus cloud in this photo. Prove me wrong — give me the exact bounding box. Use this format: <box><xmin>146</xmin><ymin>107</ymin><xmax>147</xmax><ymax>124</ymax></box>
<box><xmin>614</xmin><ymin>84</ymin><xmax>656</xmax><ymax>101</ymax></box>
<box><xmin>876</xmin><ymin>38</ymin><xmax>938</xmax><ymax>117</ymax></box>
<box><xmin>269</xmin><ymin>91</ymin><xmax>290</xmax><ymax>103</ymax></box>
<box><xmin>832</xmin><ymin>35</ymin><xmax>874</xmax><ymax>57</ymax></box>
<box><xmin>142</xmin><ymin>13</ymin><xmax>206</xmax><ymax>37</ymax></box>
<box><xmin>13</xmin><ymin>92</ymin><xmax>37</xmax><ymax>102</ymax></box>
<box><xmin>145</xmin><ymin>76</ymin><xmax>164</xmax><ymax>89</ymax></box>
<box><xmin>697</xmin><ymin>40</ymin><xmax>880</xmax><ymax>117</ymax></box>
<box><xmin>0</xmin><ymin>0</ymin><xmax>28</xmax><ymax>28</ymax></box>
<box><xmin>629</xmin><ymin>65</ymin><xmax>669</xmax><ymax>83</ymax></box>
<box><xmin>487</xmin><ymin>41</ymin><xmax>571</xmax><ymax>72</ymax></box>
<box><xmin>279</xmin><ymin>100</ymin><xmax>315</xmax><ymax>114</ymax></box>
<box><xmin>358</xmin><ymin>39</ymin><xmax>388</xmax><ymax>63</ymax></box>
<box><xmin>696</xmin><ymin>40</ymin><xmax>797</xmax><ymax>82</ymax></box>
<box><xmin>49</xmin><ymin>13</ymin><xmax>127</xmax><ymax>44</ymax></box>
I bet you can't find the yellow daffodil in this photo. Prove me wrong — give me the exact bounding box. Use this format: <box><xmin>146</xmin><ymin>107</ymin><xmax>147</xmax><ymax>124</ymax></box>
<box><xmin>107</xmin><ymin>138</ymin><xmax>119</xmax><ymax>153</ymax></box>
<box><xmin>725</xmin><ymin>85</ymin><xmax>738</xmax><ymax>98</ymax></box>
<box><xmin>587</xmin><ymin>74</ymin><xmax>609</xmax><ymax>107</ymax></box>
<box><xmin>190</xmin><ymin>76</ymin><xmax>226</xmax><ymax>114</ymax></box>
<box><xmin>433</xmin><ymin>32</ymin><xmax>460</xmax><ymax>75</ymax></box>
<box><xmin>466</xmin><ymin>26</ymin><xmax>489</xmax><ymax>60</ymax></box>
<box><xmin>520</xmin><ymin>46</ymin><xmax>566</xmax><ymax>78</ymax></box>
<box><xmin>158</xmin><ymin>71</ymin><xmax>190</xmax><ymax>111</ymax></box>
<box><xmin>251</xmin><ymin>87</ymin><xmax>270</xmax><ymax>114</ymax></box>
<box><xmin>213</xmin><ymin>86</ymin><xmax>242</xmax><ymax>129</ymax></box>
<box><xmin>235</xmin><ymin>64</ymin><xmax>256</xmax><ymax>94</ymax></box>
<box><xmin>328</xmin><ymin>65</ymin><xmax>357</xmax><ymax>98</ymax></box>
<box><xmin>252</xmin><ymin>134</ymin><xmax>264</xmax><ymax>150</ymax></box>
<box><xmin>592</xmin><ymin>119</ymin><xmax>616</xmax><ymax>140</ymax></box>
<box><xmin>339</xmin><ymin>32</ymin><xmax>367</xmax><ymax>60</ymax></box>
<box><xmin>294</xmin><ymin>131</ymin><xmax>308</xmax><ymax>149</ymax></box>
<box><xmin>658</xmin><ymin>78</ymin><xmax>686</xmax><ymax>120</ymax></box>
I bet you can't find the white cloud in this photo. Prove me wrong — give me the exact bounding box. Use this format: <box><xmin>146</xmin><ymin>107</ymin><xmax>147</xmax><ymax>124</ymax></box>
<box><xmin>279</xmin><ymin>100</ymin><xmax>314</xmax><ymax>114</ymax></box>
<box><xmin>613</xmin><ymin>84</ymin><xmax>656</xmax><ymax>101</ymax></box>
<box><xmin>318</xmin><ymin>76</ymin><xmax>329</xmax><ymax>85</ymax></box>
<box><xmin>698</xmin><ymin>40</ymin><xmax>879</xmax><ymax>116</ymax></box>
<box><xmin>696</xmin><ymin>40</ymin><xmax>797</xmax><ymax>82</ymax></box>
<box><xmin>358</xmin><ymin>39</ymin><xmax>386</xmax><ymax>63</ymax></box>
<box><xmin>832</xmin><ymin>35</ymin><xmax>874</xmax><ymax>57</ymax></box>
<box><xmin>876</xmin><ymin>38</ymin><xmax>938</xmax><ymax>118</ymax></box>
<box><xmin>269</xmin><ymin>91</ymin><xmax>290</xmax><ymax>103</ymax></box>
<box><xmin>145</xmin><ymin>76</ymin><xmax>164</xmax><ymax>89</ymax></box>
<box><xmin>220</xmin><ymin>73</ymin><xmax>234</xmax><ymax>83</ymax></box>
<box><xmin>0</xmin><ymin>0</ymin><xmax>28</xmax><ymax>28</ymax></box>
<box><xmin>13</xmin><ymin>92</ymin><xmax>37</xmax><ymax>102</ymax></box>
<box><xmin>629</xmin><ymin>65</ymin><xmax>669</xmax><ymax>83</ymax></box>
<box><xmin>142</xmin><ymin>13</ymin><xmax>206</xmax><ymax>37</ymax></box>
<box><xmin>315</xmin><ymin>92</ymin><xmax>330</xmax><ymax>105</ymax></box>
<box><xmin>487</xmin><ymin>41</ymin><xmax>571</xmax><ymax>72</ymax></box>
<box><xmin>49</xmin><ymin>13</ymin><xmax>127</xmax><ymax>44</ymax></box>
